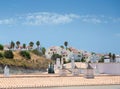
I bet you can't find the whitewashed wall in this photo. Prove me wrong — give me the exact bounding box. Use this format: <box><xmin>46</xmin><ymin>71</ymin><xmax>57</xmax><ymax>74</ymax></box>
<box><xmin>90</xmin><ymin>63</ymin><xmax>120</xmax><ymax>75</ymax></box>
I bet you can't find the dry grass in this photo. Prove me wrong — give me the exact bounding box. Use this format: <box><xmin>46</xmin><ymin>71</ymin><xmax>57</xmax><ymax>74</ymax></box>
<box><xmin>0</xmin><ymin>50</ymin><xmax>51</xmax><ymax>69</ymax></box>
<box><xmin>13</xmin><ymin>51</ymin><xmax>23</xmax><ymax>60</ymax></box>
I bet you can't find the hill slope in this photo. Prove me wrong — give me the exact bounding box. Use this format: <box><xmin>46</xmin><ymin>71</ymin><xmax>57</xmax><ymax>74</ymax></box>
<box><xmin>0</xmin><ymin>50</ymin><xmax>51</xmax><ymax>70</ymax></box>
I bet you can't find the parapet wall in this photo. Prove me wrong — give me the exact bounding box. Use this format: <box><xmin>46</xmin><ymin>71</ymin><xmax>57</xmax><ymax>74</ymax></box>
<box><xmin>90</xmin><ymin>63</ymin><xmax>120</xmax><ymax>75</ymax></box>
<box><xmin>0</xmin><ymin>66</ymin><xmax>47</xmax><ymax>74</ymax></box>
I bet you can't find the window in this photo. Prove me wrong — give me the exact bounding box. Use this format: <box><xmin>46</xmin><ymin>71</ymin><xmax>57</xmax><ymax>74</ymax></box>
<box><xmin>63</xmin><ymin>55</ymin><xmax>65</xmax><ymax>57</ymax></box>
<box><xmin>78</xmin><ymin>52</ymin><xmax>81</xmax><ymax>54</ymax></box>
<box><xmin>78</xmin><ymin>55</ymin><xmax>81</xmax><ymax>57</ymax></box>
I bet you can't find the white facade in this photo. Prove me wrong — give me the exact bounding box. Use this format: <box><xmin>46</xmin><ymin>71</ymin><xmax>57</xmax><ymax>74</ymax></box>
<box><xmin>61</xmin><ymin>49</ymin><xmax>72</xmax><ymax>61</ymax></box>
<box><xmin>115</xmin><ymin>55</ymin><xmax>120</xmax><ymax>63</ymax></box>
<box><xmin>4</xmin><ymin>45</ymin><xmax>10</xmax><ymax>50</ymax></box>
<box><xmin>86</xmin><ymin>54</ymin><xmax>100</xmax><ymax>63</ymax></box>
<box><xmin>45</xmin><ymin>46</ymin><xmax>83</xmax><ymax>62</ymax></box>
<box><xmin>4</xmin><ymin>45</ymin><xmax>30</xmax><ymax>51</ymax></box>
<box><xmin>104</xmin><ymin>59</ymin><xmax>110</xmax><ymax>63</ymax></box>
<box><xmin>104</xmin><ymin>55</ymin><xmax>110</xmax><ymax>63</ymax></box>
<box><xmin>69</xmin><ymin>47</ymin><xmax>82</xmax><ymax>61</ymax></box>
<box><xmin>90</xmin><ymin>54</ymin><xmax>100</xmax><ymax>63</ymax></box>
<box><xmin>45</xmin><ymin>46</ymin><xmax>63</xmax><ymax>59</ymax></box>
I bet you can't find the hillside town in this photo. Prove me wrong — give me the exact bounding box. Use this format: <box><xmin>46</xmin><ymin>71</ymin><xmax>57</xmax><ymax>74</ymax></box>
<box><xmin>0</xmin><ymin>42</ymin><xmax>120</xmax><ymax>88</ymax></box>
<box><xmin>1</xmin><ymin>41</ymin><xmax>120</xmax><ymax>63</ymax></box>
<box><xmin>0</xmin><ymin>0</ymin><xmax>120</xmax><ymax>89</ymax></box>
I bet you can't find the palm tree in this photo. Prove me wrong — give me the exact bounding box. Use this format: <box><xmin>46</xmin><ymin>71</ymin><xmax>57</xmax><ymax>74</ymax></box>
<box><xmin>23</xmin><ymin>43</ymin><xmax>26</xmax><ymax>49</ymax></box>
<box><xmin>36</xmin><ymin>41</ymin><xmax>40</xmax><ymax>50</ymax></box>
<box><xmin>16</xmin><ymin>41</ymin><xmax>20</xmax><ymax>49</ymax></box>
<box><xmin>41</xmin><ymin>47</ymin><xmax>46</xmax><ymax>55</ymax></box>
<box><xmin>10</xmin><ymin>41</ymin><xmax>15</xmax><ymax>50</ymax></box>
<box><xmin>112</xmin><ymin>54</ymin><xmax>116</xmax><ymax>62</ymax></box>
<box><xmin>108</xmin><ymin>52</ymin><xmax>112</xmax><ymax>59</ymax></box>
<box><xmin>64</xmin><ymin>41</ymin><xmax>68</xmax><ymax>50</ymax></box>
<box><xmin>29</xmin><ymin>41</ymin><xmax>34</xmax><ymax>49</ymax></box>
<box><xmin>0</xmin><ymin>44</ymin><xmax>4</xmax><ymax>50</ymax></box>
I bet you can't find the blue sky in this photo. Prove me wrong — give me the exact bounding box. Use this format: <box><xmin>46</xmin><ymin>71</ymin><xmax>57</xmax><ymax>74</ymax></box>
<box><xmin>0</xmin><ymin>0</ymin><xmax>120</xmax><ymax>54</ymax></box>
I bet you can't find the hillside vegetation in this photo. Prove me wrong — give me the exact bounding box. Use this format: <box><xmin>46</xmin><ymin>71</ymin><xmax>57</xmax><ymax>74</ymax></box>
<box><xmin>0</xmin><ymin>50</ymin><xmax>50</xmax><ymax>70</ymax></box>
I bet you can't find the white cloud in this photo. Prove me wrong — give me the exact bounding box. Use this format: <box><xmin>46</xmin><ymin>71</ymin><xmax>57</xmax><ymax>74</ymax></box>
<box><xmin>0</xmin><ymin>18</ymin><xmax>15</xmax><ymax>25</ymax></box>
<box><xmin>0</xmin><ymin>12</ymin><xmax>120</xmax><ymax>25</ymax></box>
<box><xmin>78</xmin><ymin>15</ymin><xmax>109</xmax><ymax>24</ymax></box>
<box><xmin>80</xmin><ymin>15</ymin><xmax>120</xmax><ymax>24</ymax></box>
<box><xmin>82</xmin><ymin>18</ymin><xmax>102</xmax><ymax>24</ymax></box>
<box><xmin>23</xmin><ymin>12</ymin><xmax>79</xmax><ymax>25</ymax></box>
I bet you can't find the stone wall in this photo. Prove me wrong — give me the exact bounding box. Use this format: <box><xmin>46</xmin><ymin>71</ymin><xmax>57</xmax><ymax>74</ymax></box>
<box><xmin>0</xmin><ymin>65</ymin><xmax>47</xmax><ymax>74</ymax></box>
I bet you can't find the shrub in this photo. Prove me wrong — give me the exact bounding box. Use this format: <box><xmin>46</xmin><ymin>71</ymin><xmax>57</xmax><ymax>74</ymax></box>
<box><xmin>51</xmin><ymin>54</ymin><xmax>62</xmax><ymax>61</ymax></box>
<box><xmin>0</xmin><ymin>44</ymin><xmax>4</xmax><ymax>50</ymax></box>
<box><xmin>0</xmin><ymin>52</ymin><xmax>4</xmax><ymax>59</ymax></box>
<box><xmin>20</xmin><ymin>51</ymin><xmax>31</xmax><ymax>60</ymax></box>
<box><xmin>98</xmin><ymin>56</ymin><xmax>104</xmax><ymax>63</ymax></box>
<box><xmin>4</xmin><ymin>50</ymin><xmax>14</xmax><ymax>59</ymax></box>
<box><xmin>32</xmin><ymin>49</ymin><xmax>42</xmax><ymax>56</ymax></box>
<box><xmin>81</xmin><ymin>57</ymin><xmax>86</xmax><ymax>62</ymax></box>
<box><xmin>41</xmin><ymin>47</ymin><xmax>46</xmax><ymax>55</ymax></box>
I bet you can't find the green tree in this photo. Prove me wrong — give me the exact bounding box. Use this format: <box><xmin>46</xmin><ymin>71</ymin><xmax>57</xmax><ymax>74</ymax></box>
<box><xmin>16</xmin><ymin>41</ymin><xmax>20</xmax><ymax>49</ymax></box>
<box><xmin>0</xmin><ymin>52</ymin><xmax>4</xmax><ymax>59</ymax></box>
<box><xmin>20</xmin><ymin>51</ymin><xmax>31</xmax><ymax>60</ymax></box>
<box><xmin>4</xmin><ymin>50</ymin><xmax>14</xmax><ymax>59</ymax></box>
<box><xmin>36</xmin><ymin>41</ymin><xmax>40</xmax><ymax>49</ymax></box>
<box><xmin>32</xmin><ymin>49</ymin><xmax>42</xmax><ymax>56</ymax></box>
<box><xmin>51</xmin><ymin>54</ymin><xmax>62</xmax><ymax>61</ymax></box>
<box><xmin>64</xmin><ymin>41</ymin><xmax>68</xmax><ymax>50</ymax></box>
<box><xmin>10</xmin><ymin>41</ymin><xmax>15</xmax><ymax>50</ymax></box>
<box><xmin>112</xmin><ymin>54</ymin><xmax>116</xmax><ymax>62</ymax></box>
<box><xmin>108</xmin><ymin>52</ymin><xmax>112</xmax><ymax>59</ymax></box>
<box><xmin>23</xmin><ymin>43</ymin><xmax>26</xmax><ymax>49</ymax></box>
<box><xmin>41</xmin><ymin>47</ymin><xmax>46</xmax><ymax>55</ymax></box>
<box><xmin>91</xmin><ymin>52</ymin><xmax>96</xmax><ymax>55</ymax></box>
<box><xmin>99</xmin><ymin>56</ymin><xmax>104</xmax><ymax>63</ymax></box>
<box><xmin>0</xmin><ymin>44</ymin><xmax>4</xmax><ymax>50</ymax></box>
<box><xmin>81</xmin><ymin>57</ymin><xmax>86</xmax><ymax>62</ymax></box>
<box><xmin>29</xmin><ymin>41</ymin><xmax>34</xmax><ymax>49</ymax></box>
<box><xmin>60</xmin><ymin>45</ymin><xmax>64</xmax><ymax>49</ymax></box>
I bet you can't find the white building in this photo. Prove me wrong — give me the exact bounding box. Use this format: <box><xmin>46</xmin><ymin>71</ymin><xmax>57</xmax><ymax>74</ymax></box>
<box><xmin>45</xmin><ymin>46</ymin><xmax>82</xmax><ymax>62</ymax></box>
<box><xmin>104</xmin><ymin>55</ymin><xmax>110</xmax><ymax>63</ymax></box>
<box><xmin>61</xmin><ymin>49</ymin><xmax>71</xmax><ymax>62</ymax></box>
<box><xmin>4</xmin><ymin>45</ymin><xmax>10</xmax><ymax>50</ymax></box>
<box><xmin>115</xmin><ymin>55</ymin><xmax>120</xmax><ymax>63</ymax></box>
<box><xmin>4</xmin><ymin>44</ymin><xmax>32</xmax><ymax>51</ymax></box>
<box><xmin>89</xmin><ymin>54</ymin><xmax>100</xmax><ymax>63</ymax></box>
<box><xmin>68</xmin><ymin>47</ymin><xmax>82</xmax><ymax>61</ymax></box>
<box><xmin>45</xmin><ymin>46</ymin><xmax>63</xmax><ymax>59</ymax></box>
